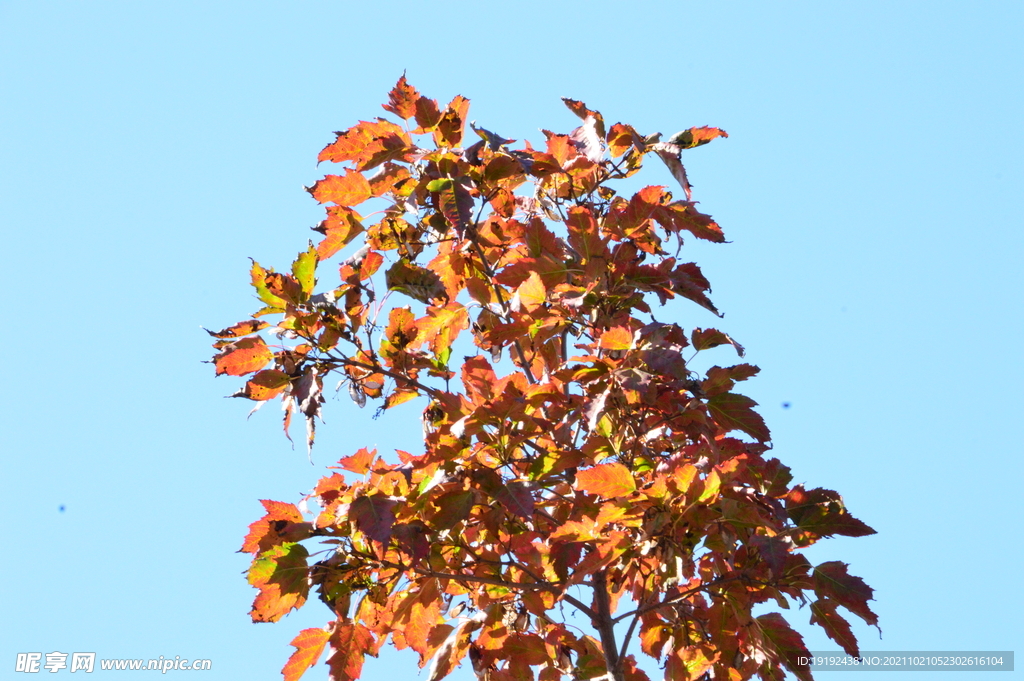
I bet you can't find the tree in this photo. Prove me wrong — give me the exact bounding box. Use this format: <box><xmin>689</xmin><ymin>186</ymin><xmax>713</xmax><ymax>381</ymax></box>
<box><xmin>208</xmin><ymin>76</ymin><xmax>877</xmax><ymax>681</ymax></box>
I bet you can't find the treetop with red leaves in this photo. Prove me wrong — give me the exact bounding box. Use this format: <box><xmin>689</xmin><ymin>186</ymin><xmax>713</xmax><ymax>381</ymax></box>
<box><xmin>210</xmin><ymin>75</ymin><xmax>876</xmax><ymax>681</ymax></box>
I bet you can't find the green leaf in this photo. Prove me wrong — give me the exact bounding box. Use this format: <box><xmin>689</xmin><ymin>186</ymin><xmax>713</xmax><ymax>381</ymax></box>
<box><xmin>292</xmin><ymin>243</ymin><xmax>318</xmax><ymax>296</ymax></box>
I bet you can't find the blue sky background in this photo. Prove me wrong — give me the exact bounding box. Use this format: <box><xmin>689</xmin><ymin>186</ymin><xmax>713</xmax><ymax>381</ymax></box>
<box><xmin>2</xmin><ymin>1</ymin><xmax>1021</xmax><ymax>679</ymax></box>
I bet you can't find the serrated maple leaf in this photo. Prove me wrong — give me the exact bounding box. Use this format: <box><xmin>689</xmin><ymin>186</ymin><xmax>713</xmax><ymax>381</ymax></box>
<box><xmin>665</xmin><ymin>645</ymin><xmax>717</xmax><ymax>681</ymax></box>
<box><xmin>606</xmin><ymin>123</ymin><xmax>643</xmax><ymax>159</ymax></box>
<box><xmin>238</xmin><ymin>369</ymin><xmax>291</xmax><ymax>401</ymax></box>
<box><xmin>786</xmin><ymin>487</ymin><xmax>877</xmax><ymax>541</ymax></box>
<box><xmin>812</xmin><ymin>561</ymin><xmax>879</xmax><ymax>629</ymax></box>
<box><xmin>282</xmin><ymin>627</ymin><xmax>331</xmax><ymax>681</ymax></box>
<box><xmin>326</xmin><ymin>622</ymin><xmax>375</xmax><ymax>681</ymax></box>
<box><xmin>315</xmin><ymin>205</ymin><xmax>365</xmax><ymax>260</ymax></box>
<box><xmin>335</xmin><ymin>446</ymin><xmax>376</xmax><ymax>475</ymax></box>
<box><xmin>810</xmin><ymin>599</ymin><xmax>860</xmax><ymax>657</ymax></box>
<box><xmin>349</xmin><ymin>495</ymin><xmax>397</xmax><ymax>543</ymax></box>
<box><xmin>575</xmin><ymin>462</ymin><xmax>636</xmax><ymax>498</ymax></box>
<box><xmin>707</xmin><ymin>392</ymin><xmax>771</xmax><ymax>442</ymax></box>
<box><xmin>650</xmin><ymin>143</ymin><xmax>692</xmax><ymax>200</ymax></box>
<box><xmin>515</xmin><ymin>271</ymin><xmax>547</xmax><ymax>313</ymax></box>
<box><xmin>383</xmin><ymin>74</ymin><xmax>421</xmax><ymax>120</ymax></box>
<box><xmin>205</xmin><ymin>320</ymin><xmax>269</xmax><ymax>339</ymax></box>
<box><xmin>691</xmin><ymin>328</ymin><xmax>745</xmax><ymax>356</ymax></box>
<box><xmin>241</xmin><ymin>499</ymin><xmax>306</xmax><ymax>554</ymax></box>
<box><xmin>386</xmin><ymin>259</ymin><xmax>446</xmax><ymax>305</ymax></box>
<box><xmin>598</xmin><ymin>326</ymin><xmax>633</xmax><ymax>351</ymax></box>
<box><xmin>214</xmin><ymin>336</ymin><xmax>272</xmax><ymax>376</ymax></box>
<box><xmin>754</xmin><ymin>613</ymin><xmax>812</xmax><ymax>681</ymax></box>
<box><xmin>248</xmin><ymin>542</ymin><xmax>310</xmax><ymax>622</ymax></box>
<box><xmin>667</xmin><ymin>126</ymin><xmax>728</xmax><ymax>149</ymax></box>
<box><xmin>309</xmin><ymin>170</ymin><xmax>372</xmax><ymax>207</ymax></box>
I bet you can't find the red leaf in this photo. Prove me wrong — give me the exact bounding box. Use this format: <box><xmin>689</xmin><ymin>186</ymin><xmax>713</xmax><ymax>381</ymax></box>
<box><xmin>214</xmin><ymin>336</ymin><xmax>272</xmax><ymax>376</ymax></box>
<box><xmin>812</xmin><ymin>561</ymin><xmax>879</xmax><ymax>628</ymax></box>
<box><xmin>383</xmin><ymin>74</ymin><xmax>421</xmax><ymax>120</ymax></box>
<box><xmin>326</xmin><ymin>622</ymin><xmax>375</xmax><ymax>681</ymax></box>
<box><xmin>707</xmin><ymin>392</ymin><xmax>771</xmax><ymax>442</ymax></box>
<box><xmin>691</xmin><ymin>328</ymin><xmax>744</xmax><ymax>356</ymax></box>
<box><xmin>810</xmin><ymin>599</ymin><xmax>860</xmax><ymax>657</ymax></box>
<box><xmin>575</xmin><ymin>463</ymin><xmax>636</xmax><ymax>498</ymax></box>
<box><xmin>754</xmin><ymin>613</ymin><xmax>812</xmax><ymax>681</ymax></box>
<box><xmin>282</xmin><ymin>627</ymin><xmax>331</xmax><ymax>681</ymax></box>
<box><xmin>336</xmin><ymin>447</ymin><xmax>376</xmax><ymax>475</ymax></box>
<box><xmin>659</xmin><ymin>202</ymin><xmax>725</xmax><ymax>243</ymax></box>
<box><xmin>309</xmin><ymin>170</ymin><xmax>372</xmax><ymax>207</ymax></box>
<box><xmin>786</xmin><ymin>487</ymin><xmax>877</xmax><ymax>541</ymax></box>
<box><xmin>350</xmin><ymin>495</ymin><xmax>397</xmax><ymax>543</ymax></box>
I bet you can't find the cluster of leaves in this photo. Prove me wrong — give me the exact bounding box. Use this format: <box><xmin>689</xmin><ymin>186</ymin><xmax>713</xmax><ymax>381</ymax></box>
<box><xmin>209</xmin><ymin>76</ymin><xmax>877</xmax><ymax>681</ymax></box>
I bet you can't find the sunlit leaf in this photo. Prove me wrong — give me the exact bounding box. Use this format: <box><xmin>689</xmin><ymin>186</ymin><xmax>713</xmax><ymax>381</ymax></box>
<box><xmin>383</xmin><ymin>74</ymin><xmax>421</xmax><ymax>120</ymax></box>
<box><xmin>309</xmin><ymin>170</ymin><xmax>372</xmax><ymax>207</ymax></box>
<box><xmin>282</xmin><ymin>627</ymin><xmax>331</xmax><ymax>681</ymax></box>
<box><xmin>214</xmin><ymin>336</ymin><xmax>272</xmax><ymax>377</ymax></box>
<box><xmin>575</xmin><ymin>462</ymin><xmax>636</xmax><ymax>498</ymax></box>
<box><xmin>205</xmin><ymin>320</ymin><xmax>269</xmax><ymax>339</ymax></box>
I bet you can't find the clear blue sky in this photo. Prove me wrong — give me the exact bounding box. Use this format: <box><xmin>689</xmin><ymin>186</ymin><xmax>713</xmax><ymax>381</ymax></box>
<box><xmin>2</xmin><ymin>1</ymin><xmax>1021</xmax><ymax>679</ymax></box>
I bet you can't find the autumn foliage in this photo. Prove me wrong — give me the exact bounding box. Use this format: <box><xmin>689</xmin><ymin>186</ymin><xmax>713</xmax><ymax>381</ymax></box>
<box><xmin>209</xmin><ymin>76</ymin><xmax>877</xmax><ymax>681</ymax></box>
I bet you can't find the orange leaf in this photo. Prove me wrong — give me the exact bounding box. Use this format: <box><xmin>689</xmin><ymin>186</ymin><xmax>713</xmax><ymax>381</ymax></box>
<box><xmin>309</xmin><ymin>170</ymin><xmax>372</xmax><ymax>207</ymax></box>
<box><xmin>282</xmin><ymin>627</ymin><xmax>331</xmax><ymax>681</ymax></box>
<box><xmin>326</xmin><ymin>622</ymin><xmax>375</xmax><ymax>681</ymax></box>
<box><xmin>241</xmin><ymin>369</ymin><xmax>291</xmax><ymax>401</ymax></box>
<box><xmin>575</xmin><ymin>462</ymin><xmax>636</xmax><ymax>498</ymax></box>
<box><xmin>241</xmin><ymin>499</ymin><xmax>305</xmax><ymax>554</ymax></box>
<box><xmin>669</xmin><ymin>126</ymin><xmax>729</xmax><ymax>149</ymax></box>
<box><xmin>318</xmin><ymin>119</ymin><xmax>412</xmax><ymax>170</ymax></box>
<box><xmin>434</xmin><ymin>95</ymin><xmax>470</xmax><ymax>148</ymax></box>
<box><xmin>515</xmin><ymin>271</ymin><xmax>546</xmax><ymax>313</ymax></box>
<box><xmin>214</xmin><ymin>336</ymin><xmax>272</xmax><ymax>376</ymax></box>
<box><xmin>383</xmin><ymin>74</ymin><xmax>421</xmax><ymax>120</ymax></box>
<box><xmin>599</xmin><ymin>326</ymin><xmax>633</xmax><ymax>351</ymax></box>
<box><xmin>336</xmin><ymin>447</ymin><xmax>376</xmax><ymax>474</ymax></box>
<box><xmin>205</xmin><ymin>320</ymin><xmax>268</xmax><ymax>339</ymax></box>
<box><xmin>315</xmin><ymin>206</ymin><xmax>365</xmax><ymax>260</ymax></box>
<box><xmin>248</xmin><ymin>543</ymin><xmax>310</xmax><ymax>623</ymax></box>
